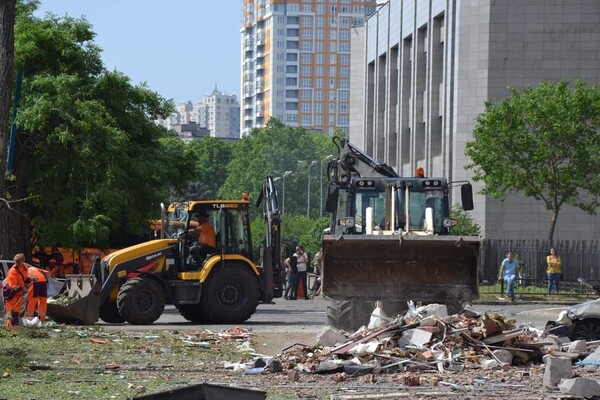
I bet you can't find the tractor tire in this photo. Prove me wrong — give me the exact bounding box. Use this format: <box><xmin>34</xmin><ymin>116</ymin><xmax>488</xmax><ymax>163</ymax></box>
<box><xmin>199</xmin><ymin>263</ymin><xmax>260</xmax><ymax>324</ymax></box>
<box><xmin>570</xmin><ymin>318</ymin><xmax>600</xmax><ymax>341</ymax></box>
<box><xmin>99</xmin><ymin>301</ymin><xmax>125</xmax><ymax>324</ymax></box>
<box><xmin>176</xmin><ymin>304</ymin><xmax>206</xmax><ymax>323</ymax></box>
<box><xmin>327</xmin><ymin>300</ymin><xmax>409</xmax><ymax>333</ymax></box>
<box><xmin>326</xmin><ymin>300</ymin><xmax>374</xmax><ymax>333</ymax></box>
<box><xmin>117</xmin><ymin>277</ymin><xmax>165</xmax><ymax>325</ymax></box>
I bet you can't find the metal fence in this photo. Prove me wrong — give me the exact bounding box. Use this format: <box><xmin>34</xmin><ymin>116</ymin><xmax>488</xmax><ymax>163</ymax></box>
<box><xmin>479</xmin><ymin>239</ymin><xmax>600</xmax><ymax>295</ymax></box>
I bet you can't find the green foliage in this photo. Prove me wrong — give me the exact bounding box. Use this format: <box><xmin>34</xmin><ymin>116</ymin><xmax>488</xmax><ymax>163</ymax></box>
<box><xmin>13</xmin><ymin>5</ymin><xmax>194</xmax><ymax>249</ymax></box>
<box><xmin>219</xmin><ymin>118</ymin><xmax>337</xmax><ymax>217</ymax></box>
<box><xmin>176</xmin><ymin>137</ymin><xmax>234</xmax><ymax>201</ymax></box>
<box><xmin>450</xmin><ymin>204</ymin><xmax>481</xmax><ymax>236</ymax></box>
<box><xmin>465</xmin><ymin>80</ymin><xmax>600</xmax><ymax>240</ymax></box>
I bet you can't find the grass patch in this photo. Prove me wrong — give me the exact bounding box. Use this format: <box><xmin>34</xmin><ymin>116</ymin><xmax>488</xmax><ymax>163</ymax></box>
<box><xmin>0</xmin><ymin>325</ymin><xmax>249</xmax><ymax>399</ymax></box>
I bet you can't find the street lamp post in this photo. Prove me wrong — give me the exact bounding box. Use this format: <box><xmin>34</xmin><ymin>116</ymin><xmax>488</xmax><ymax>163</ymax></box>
<box><xmin>281</xmin><ymin>170</ymin><xmax>292</xmax><ymax>215</ymax></box>
<box><xmin>320</xmin><ymin>155</ymin><xmax>334</xmax><ymax>217</ymax></box>
<box><xmin>307</xmin><ymin>160</ymin><xmax>317</xmax><ymax>218</ymax></box>
<box><xmin>274</xmin><ymin>170</ymin><xmax>292</xmax><ymax>215</ymax></box>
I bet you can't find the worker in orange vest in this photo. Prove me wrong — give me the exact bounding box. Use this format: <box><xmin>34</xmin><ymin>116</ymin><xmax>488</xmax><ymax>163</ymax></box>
<box><xmin>2</xmin><ymin>253</ymin><xmax>31</xmax><ymax>328</ymax></box>
<box><xmin>25</xmin><ymin>266</ymin><xmax>49</xmax><ymax>323</ymax></box>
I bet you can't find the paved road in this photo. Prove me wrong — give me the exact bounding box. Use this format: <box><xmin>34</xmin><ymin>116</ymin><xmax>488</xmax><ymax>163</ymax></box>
<box><xmin>100</xmin><ymin>297</ymin><xmax>572</xmax><ymax>333</ymax></box>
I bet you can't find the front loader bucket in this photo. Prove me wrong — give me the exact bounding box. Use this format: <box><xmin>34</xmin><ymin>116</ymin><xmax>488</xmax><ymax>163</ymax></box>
<box><xmin>322</xmin><ymin>234</ymin><xmax>480</xmax><ymax>304</ymax></box>
<box><xmin>46</xmin><ymin>274</ymin><xmax>101</xmax><ymax>325</ymax></box>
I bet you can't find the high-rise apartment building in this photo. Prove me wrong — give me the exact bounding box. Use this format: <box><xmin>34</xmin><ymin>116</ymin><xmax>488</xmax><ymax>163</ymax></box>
<box><xmin>241</xmin><ymin>0</ymin><xmax>377</xmax><ymax>136</ymax></box>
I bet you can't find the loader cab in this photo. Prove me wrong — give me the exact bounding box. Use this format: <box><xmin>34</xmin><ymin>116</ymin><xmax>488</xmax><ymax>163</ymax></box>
<box><xmin>165</xmin><ymin>201</ymin><xmax>253</xmax><ymax>270</ymax></box>
<box><xmin>331</xmin><ymin>177</ymin><xmax>452</xmax><ymax>235</ymax></box>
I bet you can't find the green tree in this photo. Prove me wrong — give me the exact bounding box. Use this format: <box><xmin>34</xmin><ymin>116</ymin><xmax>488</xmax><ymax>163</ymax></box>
<box><xmin>0</xmin><ymin>0</ymin><xmax>17</xmax><ymax>257</ymax></box>
<box><xmin>450</xmin><ymin>204</ymin><xmax>481</xmax><ymax>236</ymax></box>
<box><xmin>179</xmin><ymin>137</ymin><xmax>233</xmax><ymax>200</ymax></box>
<box><xmin>465</xmin><ymin>81</ymin><xmax>600</xmax><ymax>241</ymax></box>
<box><xmin>219</xmin><ymin>118</ymin><xmax>336</xmax><ymax>217</ymax></box>
<box><xmin>0</xmin><ymin>3</ymin><xmax>195</xmax><ymax>256</ymax></box>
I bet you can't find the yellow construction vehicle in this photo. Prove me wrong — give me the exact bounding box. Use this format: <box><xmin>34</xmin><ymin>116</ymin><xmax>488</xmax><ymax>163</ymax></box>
<box><xmin>47</xmin><ymin>179</ymin><xmax>285</xmax><ymax>325</ymax></box>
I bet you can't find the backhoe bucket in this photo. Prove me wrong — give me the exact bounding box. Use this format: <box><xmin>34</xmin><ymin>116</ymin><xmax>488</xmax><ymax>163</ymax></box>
<box><xmin>46</xmin><ymin>274</ymin><xmax>101</xmax><ymax>325</ymax></box>
<box><xmin>322</xmin><ymin>234</ymin><xmax>480</xmax><ymax>304</ymax></box>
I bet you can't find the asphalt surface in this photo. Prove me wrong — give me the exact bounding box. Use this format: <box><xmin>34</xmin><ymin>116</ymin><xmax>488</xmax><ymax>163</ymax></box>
<box><xmin>99</xmin><ymin>297</ymin><xmax>574</xmax><ymax>333</ymax></box>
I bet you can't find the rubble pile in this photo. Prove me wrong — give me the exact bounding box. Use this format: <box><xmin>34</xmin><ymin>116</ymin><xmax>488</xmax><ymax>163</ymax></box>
<box><xmin>225</xmin><ymin>303</ymin><xmax>600</xmax><ymax>398</ymax></box>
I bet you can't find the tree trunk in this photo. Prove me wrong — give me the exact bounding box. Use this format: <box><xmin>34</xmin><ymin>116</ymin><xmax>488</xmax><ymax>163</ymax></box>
<box><xmin>0</xmin><ymin>0</ymin><xmax>17</xmax><ymax>259</ymax></box>
<box><xmin>548</xmin><ymin>208</ymin><xmax>559</xmax><ymax>243</ymax></box>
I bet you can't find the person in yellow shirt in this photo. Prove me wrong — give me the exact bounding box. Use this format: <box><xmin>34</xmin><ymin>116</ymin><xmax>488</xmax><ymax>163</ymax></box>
<box><xmin>546</xmin><ymin>248</ymin><xmax>561</xmax><ymax>295</ymax></box>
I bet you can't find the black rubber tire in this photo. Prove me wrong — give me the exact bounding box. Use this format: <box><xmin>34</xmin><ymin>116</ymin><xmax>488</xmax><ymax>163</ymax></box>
<box><xmin>570</xmin><ymin>318</ymin><xmax>600</xmax><ymax>341</ymax></box>
<box><xmin>199</xmin><ymin>263</ymin><xmax>260</xmax><ymax>324</ymax></box>
<box><xmin>99</xmin><ymin>301</ymin><xmax>125</xmax><ymax>324</ymax></box>
<box><xmin>326</xmin><ymin>300</ymin><xmax>375</xmax><ymax>333</ymax></box>
<box><xmin>117</xmin><ymin>277</ymin><xmax>165</xmax><ymax>325</ymax></box>
<box><xmin>176</xmin><ymin>304</ymin><xmax>206</xmax><ymax>323</ymax></box>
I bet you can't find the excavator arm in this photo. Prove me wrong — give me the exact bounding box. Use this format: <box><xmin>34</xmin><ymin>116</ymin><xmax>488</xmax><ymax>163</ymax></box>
<box><xmin>256</xmin><ymin>176</ymin><xmax>284</xmax><ymax>301</ymax></box>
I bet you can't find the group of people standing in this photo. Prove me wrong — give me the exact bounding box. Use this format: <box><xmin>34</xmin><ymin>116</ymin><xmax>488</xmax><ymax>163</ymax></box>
<box><xmin>499</xmin><ymin>247</ymin><xmax>562</xmax><ymax>301</ymax></box>
<box><xmin>283</xmin><ymin>245</ymin><xmax>312</xmax><ymax>300</ymax></box>
<box><xmin>2</xmin><ymin>253</ymin><xmax>49</xmax><ymax>329</ymax></box>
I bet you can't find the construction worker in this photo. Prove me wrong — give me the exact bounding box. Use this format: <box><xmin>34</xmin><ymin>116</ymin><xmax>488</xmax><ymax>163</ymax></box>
<box><xmin>1</xmin><ymin>253</ymin><xmax>31</xmax><ymax>328</ymax></box>
<box><xmin>25</xmin><ymin>266</ymin><xmax>49</xmax><ymax>323</ymax></box>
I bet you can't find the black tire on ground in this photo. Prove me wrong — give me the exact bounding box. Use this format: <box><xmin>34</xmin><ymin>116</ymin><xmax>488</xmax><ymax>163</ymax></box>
<box><xmin>570</xmin><ymin>318</ymin><xmax>600</xmax><ymax>341</ymax></box>
<box><xmin>199</xmin><ymin>263</ymin><xmax>260</xmax><ymax>324</ymax></box>
<box><xmin>176</xmin><ymin>304</ymin><xmax>206</xmax><ymax>323</ymax></box>
<box><xmin>99</xmin><ymin>301</ymin><xmax>125</xmax><ymax>323</ymax></box>
<box><xmin>117</xmin><ymin>277</ymin><xmax>165</xmax><ymax>325</ymax></box>
<box><xmin>326</xmin><ymin>300</ymin><xmax>376</xmax><ymax>333</ymax></box>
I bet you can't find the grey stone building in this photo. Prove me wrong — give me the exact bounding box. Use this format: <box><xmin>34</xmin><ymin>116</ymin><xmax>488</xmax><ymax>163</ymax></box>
<box><xmin>350</xmin><ymin>0</ymin><xmax>600</xmax><ymax>240</ymax></box>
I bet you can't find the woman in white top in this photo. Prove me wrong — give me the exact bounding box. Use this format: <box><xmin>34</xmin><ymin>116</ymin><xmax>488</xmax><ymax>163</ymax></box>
<box><xmin>285</xmin><ymin>245</ymin><xmax>309</xmax><ymax>300</ymax></box>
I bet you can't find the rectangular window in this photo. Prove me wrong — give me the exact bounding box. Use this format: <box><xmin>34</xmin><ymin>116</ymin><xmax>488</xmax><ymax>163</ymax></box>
<box><xmin>315</xmin><ymin>66</ymin><xmax>324</xmax><ymax>76</ymax></box>
<box><xmin>300</xmin><ymin>90</ymin><xmax>312</xmax><ymax>100</ymax></box>
<box><xmin>329</xmin><ymin>54</ymin><xmax>337</xmax><ymax>64</ymax></box>
<box><xmin>301</xmin><ymin>66</ymin><xmax>311</xmax><ymax>75</ymax></box>
<box><xmin>338</xmin><ymin>115</ymin><xmax>349</xmax><ymax>125</ymax></box>
<box><xmin>314</xmin><ymin>102</ymin><xmax>323</xmax><ymax>112</ymax></box>
<box><xmin>330</xmin><ymin>29</ymin><xmax>337</xmax><ymax>40</ymax></box>
<box><xmin>339</xmin><ymin>79</ymin><xmax>350</xmax><ymax>89</ymax></box>
<box><xmin>338</xmin><ymin>90</ymin><xmax>350</xmax><ymax>100</ymax></box>
<box><xmin>316</xmin><ymin>29</ymin><xmax>324</xmax><ymax>39</ymax></box>
<box><xmin>300</xmin><ymin>78</ymin><xmax>311</xmax><ymax>88</ymax></box>
<box><xmin>286</xmin><ymin>53</ymin><xmax>298</xmax><ymax>61</ymax></box>
<box><xmin>286</xmin><ymin>77</ymin><xmax>297</xmax><ymax>86</ymax></box>
<box><xmin>315</xmin><ymin>90</ymin><xmax>324</xmax><ymax>100</ymax></box>
<box><xmin>338</xmin><ymin>42</ymin><xmax>350</xmax><ymax>52</ymax></box>
<box><xmin>301</xmin><ymin>41</ymin><xmax>313</xmax><ymax>51</ymax></box>
<box><xmin>338</xmin><ymin>103</ymin><xmax>348</xmax><ymax>113</ymax></box>
<box><xmin>286</xmin><ymin>90</ymin><xmax>298</xmax><ymax>98</ymax></box>
<box><xmin>301</xmin><ymin>29</ymin><xmax>313</xmax><ymax>39</ymax></box>
<box><xmin>315</xmin><ymin>41</ymin><xmax>324</xmax><ymax>51</ymax></box>
<box><xmin>301</xmin><ymin>16</ymin><xmax>313</xmax><ymax>26</ymax></box>
<box><xmin>302</xmin><ymin>3</ymin><xmax>313</xmax><ymax>12</ymax></box>
<box><xmin>301</xmin><ymin>53</ymin><xmax>312</xmax><ymax>64</ymax></box>
<box><xmin>339</xmin><ymin>30</ymin><xmax>350</xmax><ymax>40</ymax></box>
<box><xmin>315</xmin><ymin>53</ymin><xmax>324</xmax><ymax>64</ymax></box>
<box><xmin>328</xmin><ymin>66</ymin><xmax>336</xmax><ymax>76</ymax></box>
<box><xmin>314</xmin><ymin>114</ymin><xmax>323</xmax><ymax>125</ymax></box>
<box><xmin>301</xmin><ymin>114</ymin><xmax>311</xmax><ymax>125</ymax></box>
<box><xmin>286</xmin><ymin>65</ymin><xmax>298</xmax><ymax>73</ymax></box>
<box><xmin>286</xmin><ymin>114</ymin><xmax>297</xmax><ymax>123</ymax></box>
<box><xmin>315</xmin><ymin>78</ymin><xmax>324</xmax><ymax>88</ymax></box>
<box><xmin>286</xmin><ymin>102</ymin><xmax>298</xmax><ymax>111</ymax></box>
<box><xmin>301</xmin><ymin>102</ymin><xmax>312</xmax><ymax>112</ymax></box>
<box><xmin>316</xmin><ymin>16</ymin><xmax>324</xmax><ymax>27</ymax></box>
<box><xmin>339</xmin><ymin>54</ymin><xmax>350</xmax><ymax>65</ymax></box>
<box><xmin>329</xmin><ymin>41</ymin><xmax>337</xmax><ymax>52</ymax></box>
<box><xmin>339</xmin><ymin>67</ymin><xmax>350</xmax><ymax>76</ymax></box>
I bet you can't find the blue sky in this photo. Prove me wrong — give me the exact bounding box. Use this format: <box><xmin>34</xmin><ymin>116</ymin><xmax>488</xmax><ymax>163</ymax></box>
<box><xmin>35</xmin><ymin>1</ymin><xmax>242</xmax><ymax>104</ymax></box>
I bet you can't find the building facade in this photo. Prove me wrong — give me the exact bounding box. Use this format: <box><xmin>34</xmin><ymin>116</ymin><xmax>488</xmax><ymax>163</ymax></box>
<box><xmin>156</xmin><ymin>86</ymin><xmax>240</xmax><ymax>140</ymax></box>
<box><xmin>241</xmin><ymin>0</ymin><xmax>378</xmax><ymax>136</ymax></box>
<box><xmin>350</xmin><ymin>0</ymin><xmax>600</xmax><ymax>240</ymax></box>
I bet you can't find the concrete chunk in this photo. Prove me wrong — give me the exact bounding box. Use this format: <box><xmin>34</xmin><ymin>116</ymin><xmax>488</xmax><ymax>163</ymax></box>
<box><xmin>558</xmin><ymin>377</ymin><xmax>600</xmax><ymax>397</ymax></box>
<box><xmin>316</xmin><ymin>327</ymin><xmax>347</xmax><ymax>347</ymax></box>
<box><xmin>543</xmin><ymin>356</ymin><xmax>573</xmax><ymax>388</ymax></box>
<box><xmin>492</xmin><ymin>349</ymin><xmax>513</xmax><ymax>365</ymax></box>
<box><xmin>566</xmin><ymin>340</ymin><xmax>587</xmax><ymax>354</ymax></box>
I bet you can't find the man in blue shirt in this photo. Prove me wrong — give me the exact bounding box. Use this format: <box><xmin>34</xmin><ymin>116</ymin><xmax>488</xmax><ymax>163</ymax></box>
<box><xmin>498</xmin><ymin>252</ymin><xmax>520</xmax><ymax>301</ymax></box>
